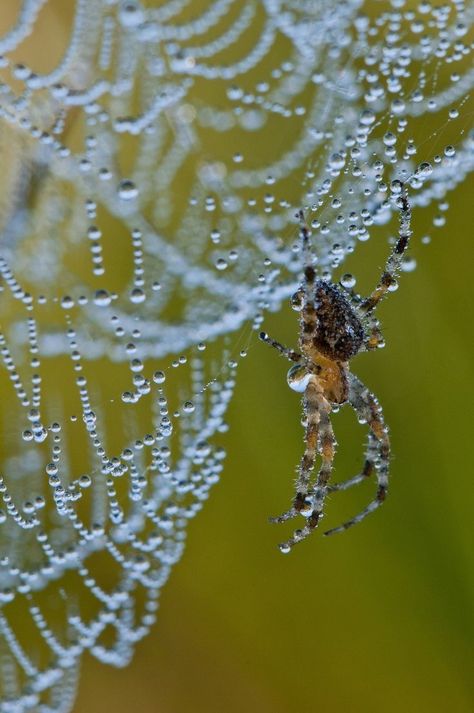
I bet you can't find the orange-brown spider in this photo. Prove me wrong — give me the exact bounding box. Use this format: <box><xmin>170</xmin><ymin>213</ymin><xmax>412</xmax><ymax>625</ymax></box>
<box><xmin>260</xmin><ymin>182</ymin><xmax>411</xmax><ymax>553</ymax></box>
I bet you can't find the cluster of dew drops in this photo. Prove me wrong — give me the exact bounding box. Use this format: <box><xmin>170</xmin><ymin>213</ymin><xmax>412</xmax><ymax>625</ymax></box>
<box><xmin>0</xmin><ymin>0</ymin><xmax>472</xmax><ymax>707</ymax></box>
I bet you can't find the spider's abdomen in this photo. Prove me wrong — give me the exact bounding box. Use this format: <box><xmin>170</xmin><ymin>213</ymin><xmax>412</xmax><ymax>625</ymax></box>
<box><xmin>309</xmin><ymin>281</ymin><xmax>364</xmax><ymax>362</ymax></box>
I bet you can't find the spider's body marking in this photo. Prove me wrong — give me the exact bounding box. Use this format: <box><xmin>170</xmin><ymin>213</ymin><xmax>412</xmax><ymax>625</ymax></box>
<box><xmin>304</xmin><ymin>351</ymin><xmax>349</xmax><ymax>405</ymax></box>
<box><xmin>260</xmin><ymin>184</ymin><xmax>412</xmax><ymax>552</ymax></box>
<box><xmin>302</xmin><ymin>280</ymin><xmax>365</xmax><ymax>363</ymax></box>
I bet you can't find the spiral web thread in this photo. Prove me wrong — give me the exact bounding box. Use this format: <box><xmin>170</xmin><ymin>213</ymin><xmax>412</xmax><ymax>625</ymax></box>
<box><xmin>0</xmin><ymin>1</ymin><xmax>473</xmax><ymax>710</ymax></box>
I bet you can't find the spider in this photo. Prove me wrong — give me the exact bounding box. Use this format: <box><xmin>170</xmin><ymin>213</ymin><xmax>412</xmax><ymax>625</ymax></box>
<box><xmin>260</xmin><ymin>181</ymin><xmax>412</xmax><ymax>553</ymax></box>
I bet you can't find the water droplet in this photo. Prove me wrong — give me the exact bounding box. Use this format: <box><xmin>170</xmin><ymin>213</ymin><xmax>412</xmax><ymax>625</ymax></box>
<box><xmin>328</xmin><ymin>152</ymin><xmax>345</xmax><ymax>170</ymax></box>
<box><xmin>340</xmin><ymin>273</ymin><xmax>356</xmax><ymax>288</ymax></box>
<box><xmin>119</xmin><ymin>2</ymin><xmax>145</xmax><ymax>28</ymax></box>
<box><xmin>215</xmin><ymin>258</ymin><xmax>228</xmax><ymax>271</ymax></box>
<box><xmin>227</xmin><ymin>85</ymin><xmax>243</xmax><ymax>101</ymax></box>
<box><xmin>94</xmin><ymin>289</ymin><xmax>111</xmax><ymax>306</ymax></box>
<box><xmin>130</xmin><ymin>288</ymin><xmax>145</xmax><ymax>303</ymax></box>
<box><xmin>391</xmin><ymin>99</ymin><xmax>406</xmax><ymax>115</ymax></box>
<box><xmin>359</xmin><ymin>109</ymin><xmax>375</xmax><ymax>126</ymax></box>
<box><xmin>195</xmin><ymin>441</ymin><xmax>211</xmax><ymax>457</ymax></box>
<box><xmin>87</xmin><ymin>225</ymin><xmax>101</xmax><ymax>240</ymax></box>
<box><xmin>401</xmin><ymin>257</ymin><xmax>417</xmax><ymax>272</ymax></box>
<box><xmin>383</xmin><ymin>132</ymin><xmax>397</xmax><ymax>147</ymax></box>
<box><xmin>99</xmin><ymin>167</ymin><xmax>112</xmax><ymax>181</ymax></box>
<box><xmin>130</xmin><ymin>359</ymin><xmax>143</xmax><ymax>372</ymax></box>
<box><xmin>118</xmin><ymin>179</ymin><xmax>138</xmax><ymax>200</ymax></box>
<box><xmin>33</xmin><ymin>427</ymin><xmax>48</xmax><ymax>443</ymax></box>
<box><xmin>61</xmin><ymin>296</ymin><xmax>74</xmax><ymax>309</ymax></box>
<box><xmin>416</xmin><ymin>162</ymin><xmax>433</xmax><ymax>178</ymax></box>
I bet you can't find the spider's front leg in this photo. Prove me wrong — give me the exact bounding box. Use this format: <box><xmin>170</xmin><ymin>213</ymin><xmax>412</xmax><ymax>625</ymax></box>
<box><xmin>360</xmin><ymin>183</ymin><xmax>411</xmax><ymax>315</ymax></box>
<box><xmin>259</xmin><ymin>332</ymin><xmax>321</xmax><ymax>376</ymax></box>
<box><xmin>258</xmin><ymin>331</ymin><xmax>302</xmax><ymax>363</ymax></box>
<box><xmin>272</xmin><ymin>377</ymin><xmax>336</xmax><ymax>553</ymax></box>
<box><xmin>324</xmin><ymin>374</ymin><xmax>389</xmax><ymax>536</ymax></box>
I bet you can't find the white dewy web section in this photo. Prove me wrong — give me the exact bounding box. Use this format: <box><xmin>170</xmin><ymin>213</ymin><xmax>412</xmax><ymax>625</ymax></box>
<box><xmin>0</xmin><ymin>0</ymin><xmax>472</xmax><ymax>710</ymax></box>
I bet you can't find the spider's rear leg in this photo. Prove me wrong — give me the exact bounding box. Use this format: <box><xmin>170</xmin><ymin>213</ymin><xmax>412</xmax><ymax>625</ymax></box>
<box><xmin>276</xmin><ymin>391</ymin><xmax>337</xmax><ymax>553</ymax></box>
<box><xmin>269</xmin><ymin>378</ymin><xmax>322</xmax><ymax>525</ymax></box>
<box><xmin>324</xmin><ymin>374</ymin><xmax>389</xmax><ymax>536</ymax></box>
<box><xmin>327</xmin><ymin>431</ymin><xmax>379</xmax><ymax>492</ymax></box>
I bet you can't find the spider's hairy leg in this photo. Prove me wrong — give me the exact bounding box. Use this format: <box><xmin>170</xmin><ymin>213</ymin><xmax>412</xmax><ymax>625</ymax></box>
<box><xmin>297</xmin><ymin>209</ymin><xmax>313</xmax><ymax>274</ymax></box>
<box><xmin>291</xmin><ymin>210</ymin><xmax>316</xmax><ymax>330</ymax></box>
<box><xmin>258</xmin><ymin>331</ymin><xmax>302</xmax><ymax>363</ymax></box>
<box><xmin>270</xmin><ymin>379</ymin><xmax>320</xmax><ymax>523</ymax></box>
<box><xmin>365</xmin><ymin>319</ymin><xmax>385</xmax><ymax>351</ymax></box>
<box><xmin>270</xmin><ymin>376</ymin><xmax>322</xmax><ymax>525</ymax></box>
<box><xmin>327</xmin><ymin>431</ymin><xmax>378</xmax><ymax>492</ymax></box>
<box><xmin>324</xmin><ymin>375</ymin><xmax>390</xmax><ymax>536</ymax></box>
<box><xmin>360</xmin><ymin>183</ymin><xmax>412</xmax><ymax>315</ymax></box>
<box><xmin>274</xmin><ymin>382</ymin><xmax>336</xmax><ymax>553</ymax></box>
<box><xmin>259</xmin><ymin>332</ymin><xmax>320</xmax><ymax>378</ymax></box>
<box><xmin>303</xmin><ymin>405</ymin><xmax>336</xmax><ymax>524</ymax></box>
<box><xmin>295</xmin><ymin>209</ymin><xmax>319</xmax><ymax>355</ymax></box>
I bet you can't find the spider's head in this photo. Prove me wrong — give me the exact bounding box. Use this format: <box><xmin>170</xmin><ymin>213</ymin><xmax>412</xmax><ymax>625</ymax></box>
<box><xmin>287</xmin><ymin>363</ymin><xmax>312</xmax><ymax>393</ymax></box>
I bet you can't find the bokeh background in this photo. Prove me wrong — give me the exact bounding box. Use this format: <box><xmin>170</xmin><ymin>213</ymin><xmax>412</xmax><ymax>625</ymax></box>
<box><xmin>75</xmin><ymin>177</ymin><xmax>474</xmax><ymax>713</ymax></box>
<box><xmin>0</xmin><ymin>2</ymin><xmax>473</xmax><ymax>712</ymax></box>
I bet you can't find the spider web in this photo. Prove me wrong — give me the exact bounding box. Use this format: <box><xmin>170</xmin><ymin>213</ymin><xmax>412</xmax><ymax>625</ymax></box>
<box><xmin>0</xmin><ymin>0</ymin><xmax>473</xmax><ymax>710</ymax></box>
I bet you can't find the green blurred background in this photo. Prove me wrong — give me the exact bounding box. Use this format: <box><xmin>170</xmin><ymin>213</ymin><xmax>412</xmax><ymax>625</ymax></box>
<box><xmin>77</xmin><ymin>175</ymin><xmax>473</xmax><ymax>713</ymax></box>
<box><xmin>0</xmin><ymin>2</ymin><xmax>473</xmax><ymax>712</ymax></box>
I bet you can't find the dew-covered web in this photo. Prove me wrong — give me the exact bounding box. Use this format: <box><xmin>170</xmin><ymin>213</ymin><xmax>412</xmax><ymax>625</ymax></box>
<box><xmin>0</xmin><ymin>0</ymin><xmax>473</xmax><ymax>710</ymax></box>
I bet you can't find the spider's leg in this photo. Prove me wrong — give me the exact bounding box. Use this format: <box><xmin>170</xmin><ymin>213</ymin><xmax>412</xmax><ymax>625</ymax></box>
<box><xmin>327</xmin><ymin>431</ymin><xmax>378</xmax><ymax>492</ymax></box>
<box><xmin>270</xmin><ymin>377</ymin><xmax>323</xmax><ymax>525</ymax></box>
<box><xmin>295</xmin><ymin>210</ymin><xmax>319</xmax><ymax>356</ymax></box>
<box><xmin>365</xmin><ymin>319</ymin><xmax>385</xmax><ymax>351</ymax></box>
<box><xmin>305</xmin><ymin>404</ymin><xmax>336</xmax><ymax>519</ymax></box>
<box><xmin>324</xmin><ymin>374</ymin><xmax>390</xmax><ymax>536</ymax></box>
<box><xmin>360</xmin><ymin>184</ymin><xmax>412</xmax><ymax>315</ymax></box>
<box><xmin>297</xmin><ymin>209</ymin><xmax>314</xmax><ymax>279</ymax></box>
<box><xmin>276</xmin><ymin>386</ymin><xmax>337</xmax><ymax>553</ymax></box>
<box><xmin>259</xmin><ymin>331</ymin><xmax>302</xmax><ymax>363</ymax></box>
<box><xmin>259</xmin><ymin>332</ymin><xmax>321</xmax><ymax>378</ymax></box>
